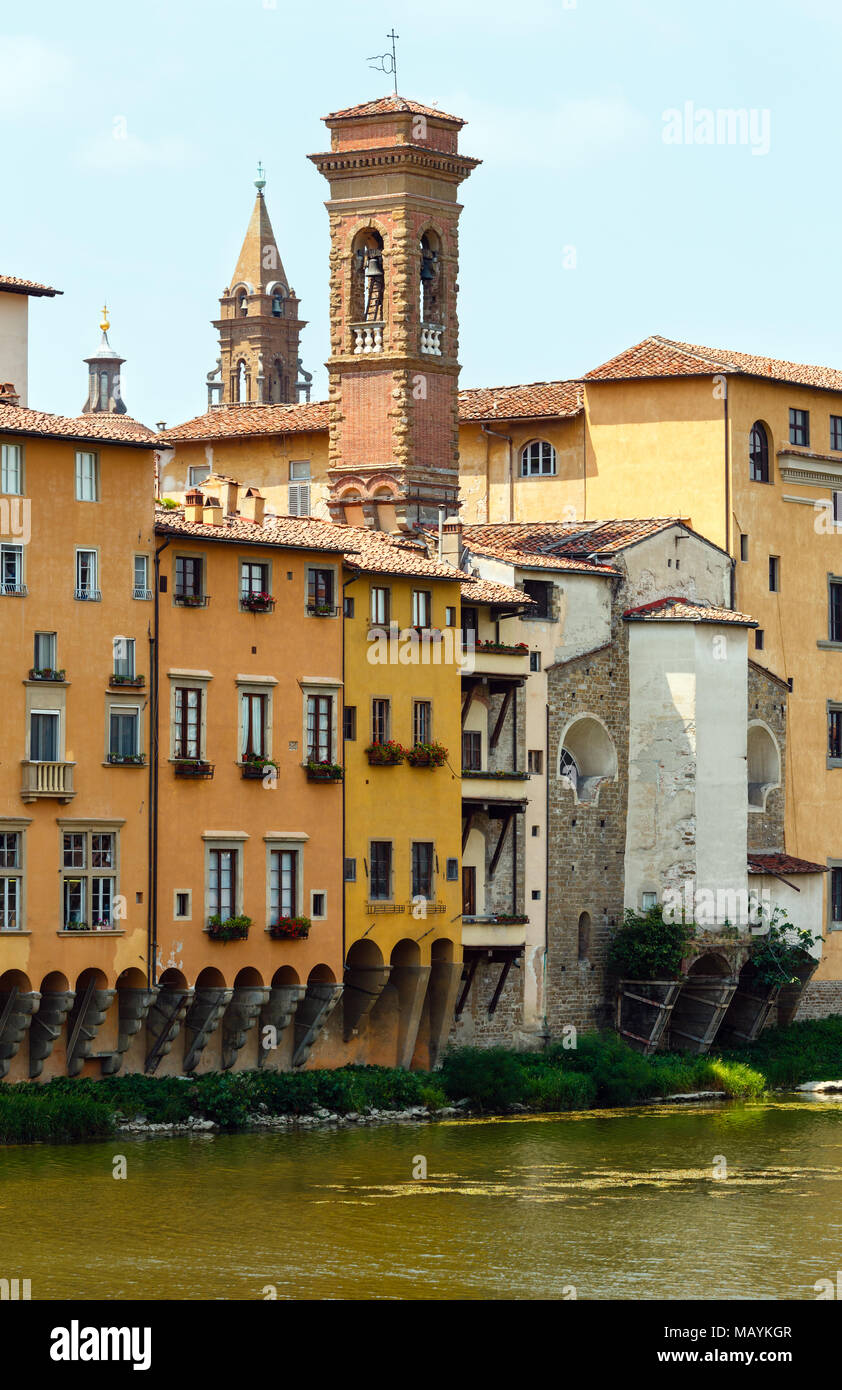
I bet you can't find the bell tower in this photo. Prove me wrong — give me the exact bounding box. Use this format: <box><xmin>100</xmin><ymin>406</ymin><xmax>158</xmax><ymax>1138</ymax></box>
<box><xmin>309</xmin><ymin>96</ymin><xmax>479</xmax><ymax>529</ymax></box>
<box><xmin>210</xmin><ymin>168</ymin><xmax>309</xmax><ymax>407</ymax></box>
<box><xmin>82</xmin><ymin>306</ymin><xmax>127</xmax><ymax>415</ymax></box>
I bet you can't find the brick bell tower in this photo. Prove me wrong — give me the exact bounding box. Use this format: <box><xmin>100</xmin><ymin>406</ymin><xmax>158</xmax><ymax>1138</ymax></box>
<box><xmin>309</xmin><ymin>96</ymin><xmax>479</xmax><ymax>530</ymax></box>
<box><xmin>209</xmin><ymin>166</ymin><xmax>310</xmax><ymax>407</ymax></box>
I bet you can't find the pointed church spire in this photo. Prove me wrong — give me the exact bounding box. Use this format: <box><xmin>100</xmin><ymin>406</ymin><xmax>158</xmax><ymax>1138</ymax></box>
<box><xmin>209</xmin><ymin>171</ymin><xmax>309</xmax><ymax>407</ymax></box>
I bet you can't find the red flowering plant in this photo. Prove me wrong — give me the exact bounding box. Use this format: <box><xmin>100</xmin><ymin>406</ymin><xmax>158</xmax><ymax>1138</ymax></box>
<box><xmin>364</xmin><ymin>740</ymin><xmax>406</xmax><ymax>766</ymax></box>
<box><xmin>269</xmin><ymin>916</ymin><xmax>311</xmax><ymax>940</ymax></box>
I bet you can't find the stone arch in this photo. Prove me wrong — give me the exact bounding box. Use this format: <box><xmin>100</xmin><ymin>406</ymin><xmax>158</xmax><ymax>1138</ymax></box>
<box><xmin>577</xmin><ymin>911</ymin><xmax>591</xmax><ymax>962</ymax></box>
<box><xmin>41</xmin><ymin>970</ymin><xmax>69</xmax><ymax>994</ymax></box>
<box><xmin>308</xmin><ymin>963</ymin><xmax>337</xmax><ymax>985</ymax></box>
<box><xmin>749</xmin><ymin>418</ymin><xmax>773</xmax><ymax>484</ymax></box>
<box><xmin>195</xmin><ymin>965</ymin><xmax>226</xmax><ymax>989</ymax></box>
<box><xmin>234</xmin><ymin>966</ymin><xmax>264</xmax><ymax>988</ymax></box>
<box><xmin>559</xmin><ymin>713</ymin><xmax>617</xmax><ymax>805</ymax></box>
<box><xmin>431</xmin><ymin>937</ymin><xmax>455</xmax><ymax>964</ymax></box>
<box><xmin>1</xmin><ymin>969</ymin><xmax>32</xmax><ymax>992</ymax></box>
<box><xmin>271</xmin><ymin>965</ymin><xmax>300</xmax><ymax>989</ymax></box>
<box><xmin>346</xmin><ymin>938</ymin><xmax>384</xmax><ymax>970</ymax></box>
<box><xmin>391</xmin><ymin>938</ymin><xmax>421</xmax><ymax>968</ymax></box>
<box><xmin>75</xmin><ymin>966</ymin><xmax>109</xmax><ymax>992</ymax></box>
<box><xmin>747</xmin><ymin>719</ymin><xmax>781</xmax><ymax>810</ymax></box>
<box><xmin>688</xmin><ymin>951</ymin><xmax>731</xmax><ymax>977</ymax></box>
<box><xmin>158</xmin><ymin>967</ymin><xmax>188</xmax><ymax>989</ymax></box>
<box><xmin>116</xmin><ymin>967</ymin><xmax>147</xmax><ymax>990</ymax></box>
<box><xmin>350</xmin><ymin>226</ymin><xmax>386</xmax><ymax>324</ymax></box>
<box><xmin>419</xmin><ymin>226</ymin><xmax>444</xmax><ymax>323</ymax></box>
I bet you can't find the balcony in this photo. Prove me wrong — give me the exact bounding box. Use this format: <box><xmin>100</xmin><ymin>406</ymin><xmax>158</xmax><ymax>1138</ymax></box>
<box><xmin>133</xmin><ymin>586</ymin><xmax>153</xmax><ymax>601</ymax></box>
<box><xmin>420</xmin><ymin>323</ymin><xmax>443</xmax><ymax>356</ymax></box>
<box><xmin>306</xmin><ymin>602</ymin><xmax>338</xmax><ymax>618</ymax></box>
<box><xmin>28</xmin><ymin>668</ymin><xmax>66</xmax><ymax>683</ymax></box>
<box><xmin>462</xmin><ymin>914</ymin><xmax>529</xmax><ymax>948</ymax></box>
<box><xmin>240</xmin><ymin>594</ymin><xmax>276</xmax><ymax>614</ymax></box>
<box><xmin>305</xmin><ymin>760</ymin><xmax>343</xmax><ymax>782</ymax></box>
<box><xmin>74</xmin><ymin>588</ymin><xmax>101</xmax><ymax>602</ymax></box>
<box><xmin>350</xmin><ymin>323</ymin><xmax>384</xmax><ymax>355</ymax></box>
<box><xmin>461</xmin><ymin>770</ymin><xmax>530</xmax><ymax>803</ymax></box>
<box><xmin>20</xmin><ymin>760</ymin><xmax>76</xmax><ymax>803</ymax></box>
<box><xmin>1</xmin><ymin>582</ymin><xmax>27</xmax><ymax>597</ymax></box>
<box><xmin>173</xmin><ymin>759</ymin><xmax>214</xmax><ymax>779</ymax></box>
<box><xmin>173</xmin><ymin>593</ymin><xmax>210</xmax><ymax>609</ymax></box>
<box><xmin>466</xmin><ymin>641</ymin><xmax>531</xmax><ymax>678</ymax></box>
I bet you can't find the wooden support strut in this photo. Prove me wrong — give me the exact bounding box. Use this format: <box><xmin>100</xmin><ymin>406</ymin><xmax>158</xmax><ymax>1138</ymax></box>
<box><xmin>489</xmin><ymin>686</ymin><xmax>513</xmax><ymax>750</ymax></box>
<box><xmin>488</xmin><ymin>957</ymin><xmax>513</xmax><ymax>1015</ymax></box>
<box><xmin>144</xmin><ymin>991</ymin><xmax>188</xmax><ymax>1071</ymax></box>
<box><xmin>65</xmin><ymin>978</ymin><xmax>97</xmax><ymax>1069</ymax></box>
<box><xmin>461</xmin><ymin>680</ymin><xmax>477</xmax><ymax>727</ymax></box>
<box><xmin>455</xmin><ymin>955</ymin><xmax>479</xmax><ymax>1017</ymax></box>
<box><xmin>461</xmin><ymin>809</ymin><xmax>475</xmax><ymax>853</ymax></box>
<box><xmin>488</xmin><ymin>811</ymin><xmax>513</xmax><ymax>879</ymax></box>
<box><xmin>0</xmin><ymin>986</ymin><xmax>20</xmax><ymax>1039</ymax></box>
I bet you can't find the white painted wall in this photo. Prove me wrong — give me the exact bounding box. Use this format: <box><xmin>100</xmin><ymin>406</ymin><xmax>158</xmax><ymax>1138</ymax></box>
<box><xmin>620</xmin><ymin>527</ymin><xmax>732</xmax><ymax>609</ymax></box>
<box><xmin>0</xmin><ymin>294</ymin><xmax>28</xmax><ymax>404</ymax></box>
<box><xmin>752</xmin><ymin>873</ymin><xmax>825</xmax><ymax>957</ymax></box>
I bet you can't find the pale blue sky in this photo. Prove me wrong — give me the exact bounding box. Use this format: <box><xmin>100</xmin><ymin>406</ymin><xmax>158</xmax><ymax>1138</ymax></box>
<box><xmin>4</xmin><ymin>0</ymin><xmax>841</xmax><ymax>426</ymax></box>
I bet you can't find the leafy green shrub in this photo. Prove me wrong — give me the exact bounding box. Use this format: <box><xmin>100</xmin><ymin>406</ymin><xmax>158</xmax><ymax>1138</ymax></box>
<box><xmin>606</xmin><ymin>906</ymin><xmax>691</xmax><ymax>980</ymax></box>
<box><xmin>526</xmin><ymin>1069</ymin><xmax>596</xmax><ymax>1111</ymax></box>
<box><xmin>704</xmin><ymin>1059</ymin><xmax>765</xmax><ymax>1098</ymax></box>
<box><xmin>440</xmin><ymin>1047</ymin><xmax>526</xmax><ymax>1110</ymax></box>
<box><xmin>0</xmin><ymin>1091</ymin><xmax>113</xmax><ymax>1143</ymax></box>
<box><xmin>749</xmin><ymin>913</ymin><xmax>821</xmax><ymax>988</ymax></box>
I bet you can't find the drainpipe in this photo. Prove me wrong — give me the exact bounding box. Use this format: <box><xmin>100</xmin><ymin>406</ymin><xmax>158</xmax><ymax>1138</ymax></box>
<box><xmin>437</xmin><ymin>506</ymin><xmax>445</xmax><ymax>560</ymax></box>
<box><xmin>481</xmin><ymin>423</ymin><xmax>513</xmax><ymax>523</ymax></box>
<box><xmin>149</xmin><ymin>537</ymin><xmax>170</xmax><ymax>989</ymax></box>
<box><xmin>723</xmin><ymin>379</ymin><xmax>733</xmax><ymax>603</ymax></box>
<box><xmin>341</xmin><ymin>572</ymin><xmax>360</xmax><ymax>966</ymax></box>
<box><xmin>544</xmin><ymin>699</ymin><xmax>550</xmax><ymax>1001</ymax></box>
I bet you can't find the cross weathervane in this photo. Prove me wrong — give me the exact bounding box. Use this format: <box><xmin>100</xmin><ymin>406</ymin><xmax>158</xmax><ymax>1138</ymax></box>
<box><xmin>368</xmin><ymin>29</ymin><xmax>399</xmax><ymax>94</ymax></box>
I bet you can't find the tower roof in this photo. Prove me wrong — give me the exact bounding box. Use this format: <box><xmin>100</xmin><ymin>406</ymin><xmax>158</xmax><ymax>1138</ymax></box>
<box><xmin>325</xmin><ymin>95</ymin><xmax>465</xmax><ymax>126</ymax></box>
<box><xmin>229</xmin><ymin>187</ymin><xmax>288</xmax><ymax>295</ymax></box>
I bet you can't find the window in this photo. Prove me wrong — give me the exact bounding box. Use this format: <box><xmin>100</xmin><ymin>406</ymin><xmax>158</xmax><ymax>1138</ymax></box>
<box><xmin>370</xmin><ymin>586</ymin><xmax>390</xmax><ymax>625</ymax></box>
<box><xmin>272</xmin><ymin>290</ymin><xmax>284</xmax><ymax>317</ymax></box>
<box><xmin>344</xmin><ymin>857</ymin><xmax>357</xmax><ymax>882</ymax></box>
<box><xmin>789</xmin><ymin>408</ymin><xmax>809</xmax><ymax>447</ymax></box>
<box><xmin>1</xmin><ymin>543</ymin><xmax>24</xmax><ymax>594</ymax></box>
<box><xmin>0</xmin><ymin>832</ymin><xmax>21</xmax><ymax>931</ymax></box>
<box><xmin>343</xmin><ymin>705</ymin><xmax>357</xmax><ymax>741</ymax></box>
<box><xmin>62</xmin><ymin>829</ymin><xmax>116</xmax><ymax>929</ymax></box>
<box><xmin>175</xmin><ymin>891</ymin><xmax>191</xmax><ymax>920</ymax></box>
<box><xmin>769</xmin><ymin>556</ymin><xmax>780</xmax><ymax>592</ymax></box>
<box><xmin>75</xmin><ymin>549</ymin><xmax>99</xmax><ymax>600</ymax></box>
<box><xmin>133</xmin><ymin>555</ymin><xmax>152</xmax><ymax>600</ymax></box>
<box><xmin>371</xmin><ymin>698</ymin><xmax>391</xmax><ymax>745</ymax></box>
<box><xmin>75</xmin><ymin>451</ymin><xmax>99</xmax><ymax>502</ymax></box>
<box><xmin>269</xmin><ymin>848</ymin><xmax>299</xmax><ymax>920</ymax></box>
<box><xmin>241</xmin><ymin>691</ymin><xmax>268</xmax><ymax>759</ymax></box>
<box><xmin>113</xmin><ymin>637</ymin><xmax>135</xmax><ymax>678</ymax></box>
<box><xmin>830</xmin><ymin>580</ymin><xmax>842</xmax><ymax>643</ymax></box>
<box><xmin>740</xmin><ymin>535</ymin><xmax>749</xmax><ymax>563</ymax></box>
<box><xmin>413</xmin><ymin>700</ymin><xmax>432</xmax><ymax>745</ymax></box>
<box><xmin>241</xmin><ymin>560</ymin><xmax>269</xmax><ymax>599</ymax></box>
<box><xmin>288</xmin><ymin>461</ymin><xmax>311</xmax><ymax>516</ymax></box>
<box><xmin>187</xmin><ymin>465</ymin><xmax>211</xmax><ymax>487</ymax></box>
<box><xmin>530</xmin><ymin>651</ymin><xmax>542</xmax><ymax>672</ymax></box>
<box><xmin>311</xmin><ymin>891</ymin><xmax>326</xmax><ymax>918</ymax></box>
<box><xmin>411</xmin><ymin>842</ymin><xmax>434</xmax><ymax>900</ymax></box>
<box><xmin>30</xmin><ymin>711</ymin><xmax>59</xmax><ymax>762</ymax></box>
<box><xmin>832</xmin><ymin>417</ymin><xmax>842</xmax><ymax>453</ymax></box>
<box><xmin>755</xmin><ymin>629</ymin><xmax>764</xmax><ymax>650</ymax></box>
<box><xmin>749</xmin><ymin>422</ymin><xmax>769</xmax><ymax>482</ymax></box>
<box><xmin>462</xmin><ymin>730</ymin><xmax>482</xmax><ymax>771</ymax></box>
<box><xmin>109</xmin><ymin>708</ymin><xmax>140</xmax><ymax>758</ymax></box>
<box><xmin>641</xmin><ymin>892</ymin><xmax>658</xmax><ymax>911</ymax></box>
<box><xmin>520</xmin><ymin>440</ymin><xmax>557</xmax><ymax>476</ymax></box>
<box><xmin>343</xmin><ymin>595</ymin><xmax>354</xmax><ymax>618</ymax></box>
<box><xmin>528</xmin><ymin>749</ymin><xmax>543</xmax><ymax>774</ymax></box>
<box><xmin>175</xmin><ymin>555</ymin><xmax>203</xmax><ymax>601</ymax></box>
<box><xmin>445</xmin><ymin>606</ymin><xmax>456</xmax><ymax>627</ymax></box>
<box><xmin>829</xmin><ymin>706</ymin><xmax>842</xmax><ymax>764</ymax></box>
<box><xmin>445</xmin><ymin>857</ymin><xmax>459</xmax><ymax>881</ymax></box>
<box><xmin>208</xmin><ymin>848</ymin><xmax>238</xmax><ymax>920</ymax></box>
<box><xmin>412</xmin><ymin>589</ymin><xmax>432</xmax><ymax>628</ymax></box>
<box><xmin>174</xmin><ymin>687</ymin><xmax>202</xmax><ymax>759</ymax></box>
<box><xmin>1</xmin><ymin>443</ymin><xmax>22</xmax><ymax>494</ymax></box>
<box><xmin>462</xmin><ymin>866</ymin><xmax>476</xmax><ymax>916</ymax></box>
<box><xmin>306</xmin><ymin>693</ymin><xmax>334</xmax><ymax>763</ymax></box>
<box><xmin>523</xmin><ymin>580</ymin><xmax>553</xmax><ymax>618</ymax></box>
<box><xmin>531</xmin><ymin>889</ymin><xmax>541</xmax><ymax>900</ymax></box>
<box><xmin>835</xmin><ymin>492</ymin><xmax>842</xmax><ymax>525</ymax></box>
<box><xmin>461</xmin><ymin>606</ymin><xmax>478</xmax><ymax>635</ymax></box>
<box><xmin>34</xmin><ymin>632</ymin><xmax>56</xmax><ymax>670</ymax></box>
<box><xmin>369</xmin><ymin>841</ymin><xmax>392</xmax><ymax>900</ymax></box>
<box><xmin>307</xmin><ymin>567</ymin><xmax>335</xmax><ymax>614</ymax></box>
<box><xmin>831</xmin><ymin>866</ymin><xmax>842</xmax><ymax>928</ymax></box>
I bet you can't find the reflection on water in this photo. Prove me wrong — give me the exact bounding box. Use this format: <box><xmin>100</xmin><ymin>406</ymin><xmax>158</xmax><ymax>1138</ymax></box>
<box><xmin>1</xmin><ymin>1097</ymin><xmax>840</xmax><ymax>1300</ymax></box>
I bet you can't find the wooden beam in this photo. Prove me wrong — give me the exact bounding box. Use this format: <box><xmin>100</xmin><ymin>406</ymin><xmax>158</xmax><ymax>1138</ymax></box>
<box><xmin>461</xmin><ymin>808</ymin><xmax>475</xmax><ymax>853</ymax></box>
<box><xmin>488</xmin><ymin>811</ymin><xmax>513</xmax><ymax>878</ymax></box>
<box><xmin>488</xmin><ymin>957</ymin><xmax>513</xmax><ymax>1014</ymax></box>
<box><xmin>461</xmin><ymin>679</ymin><xmax>477</xmax><ymax>727</ymax></box>
<box><xmin>489</xmin><ymin>686</ymin><xmax>513</xmax><ymax>750</ymax></box>
<box><xmin>455</xmin><ymin>955</ymin><xmax>479</xmax><ymax>1017</ymax></box>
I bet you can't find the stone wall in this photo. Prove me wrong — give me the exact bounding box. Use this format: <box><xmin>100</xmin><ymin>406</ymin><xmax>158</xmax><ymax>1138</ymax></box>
<box><xmin>747</xmin><ymin>660</ymin><xmax>787</xmax><ymax>852</ymax></box>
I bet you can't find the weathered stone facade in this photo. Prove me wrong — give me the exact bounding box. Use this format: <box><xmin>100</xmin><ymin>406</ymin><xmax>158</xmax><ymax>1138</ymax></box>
<box><xmin>747</xmin><ymin>659</ymin><xmax>788</xmax><ymax>853</ymax></box>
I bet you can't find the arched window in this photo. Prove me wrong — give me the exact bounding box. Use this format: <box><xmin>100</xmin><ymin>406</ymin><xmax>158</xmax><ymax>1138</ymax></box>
<box><xmin>351</xmin><ymin>229</ymin><xmax>385</xmax><ymax>324</ymax></box>
<box><xmin>271</xmin><ymin>288</ymin><xmax>285</xmax><ymax>318</ymax></box>
<box><xmin>99</xmin><ymin>372</ymin><xmax>109</xmax><ymax>409</ymax></box>
<box><xmin>521</xmin><ymin>440</ymin><xmax>557</xmax><ymax>477</ymax></box>
<box><xmin>420</xmin><ymin>230</ymin><xmax>442</xmax><ymax>323</ymax></box>
<box><xmin>577</xmin><ymin>911</ymin><xmax>591</xmax><ymax>962</ymax></box>
<box><xmin>559</xmin><ymin>715</ymin><xmax>617</xmax><ymax>804</ymax></box>
<box><xmin>747</xmin><ymin>721</ymin><xmax>781</xmax><ymax>809</ymax></box>
<box><xmin>238</xmin><ymin>293</ymin><xmax>248</xmax><ymax>318</ymax></box>
<box><xmin>749</xmin><ymin>421</ymin><xmax>770</xmax><ymax>483</ymax></box>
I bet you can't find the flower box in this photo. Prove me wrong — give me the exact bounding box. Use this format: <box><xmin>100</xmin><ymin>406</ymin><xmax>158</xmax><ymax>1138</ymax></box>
<box><xmin>64</xmin><ymin>921</ymin><xmax>91</xmax><ymax>933</ymax></box>
<box><xmin>29</xmin><ymin>668</ymin><xmax>65</xmax><ymax>682</ymax></box>
<box><xmin>269</xmin><ymin>915</ymin><xmax>311</xmax><ymax>940</ymax></box>
<box><xmin>474</xmin><ymin>639</ymin><xmax>529</xmax><ymax>655</ymax></box>
<box><xmin>365</xmin><ymin>740</ymin><xmax>406</xmax><ymax>766</ymax></box>
<box><xmin>307</xmin><ymin>603</ymin><xmax>338</xmax><ymax>617</ymax></box>
<box><xmin>306</xmin><ymin>760</ymin><xmax>343</xmax><ymax>781</ymax></box>
<box><xmin>174</xmin><ymin>593</ymin><xmax>209</xmax><ymax>608</ymax></box>
<box><xmin>240</xmin><ymin>593</ymin><xmax>276</xmax><ymax>613</ymax></box>
<box><xmin>108</xmin><ymin>753</ymin><xmax>146</xmax><ymax>766</ymax></box>
<box><xmin>109</xmin><ymin>674</ymin><xmax>145</xmax><ymax>687</ymax></box>
<box><xmin>173</xmin><ymin>759</ymin><xmax>214</xmax><ymax>778</ymax></box>
<box><xmin>462</xmin><ymin>769</ymin><xmax>530</xmax><ymax>780</ymax></box>
<box><xmin>207</xmin><ymin>914</ymin><xmax>251</xmax><ymax>942</ymax></box>
<box><xmin>240</xmin><ymin>758</ymin><xmax>278</xmax><ymax>779</ymax></box>
<box><xmin>406</xmin><ymin>741</ymin><xmax>448</xmax><ymax>768</ymax></box>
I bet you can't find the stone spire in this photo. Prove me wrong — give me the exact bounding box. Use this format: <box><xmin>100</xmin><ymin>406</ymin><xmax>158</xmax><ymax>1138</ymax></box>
<box><xmin>82</xmin><ymin>305</ymin><xmax>127</xmax><ymax>415</ymax></box>
<box><xmin>209</xmin><ymin>168</ymin><xmax>308</xmax><ymax>407</ymax></box>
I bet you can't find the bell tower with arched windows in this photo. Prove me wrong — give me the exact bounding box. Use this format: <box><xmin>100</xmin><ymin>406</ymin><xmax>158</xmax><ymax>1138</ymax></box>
<box><xmin>309</xmin><ymin>96</ymin><xmax>479</xmax><ymax>529</ymax></box>
<box><xmin>210</xmin><ymin>169</ymin><xmax>309</xmax><ymax>407</ymax></box>
<box><xmin>82</xmin><ymin>306</ymin><xmax>127</xmax><ymax>415</ymax></box>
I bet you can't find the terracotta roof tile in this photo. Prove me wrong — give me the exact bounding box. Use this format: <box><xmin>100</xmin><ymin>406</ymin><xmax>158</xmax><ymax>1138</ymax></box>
<box><xmin>460</xmin><ymin>519</ymin><xmax>690</xmax><ymax>573</ymax></box>
<box><xmin>342</xmin><ymin>527</ymin><xmax>467</xmax><ymax>581</ymax></box>
<box><xmin>459</xmin><ymin>381</ymin><xmax>583</xmax><ymax>421</ymax></box>
<box><xmin>623</xmin><ymin>596</ymin><xmax>756</xmax><ymax>625</ymax></box>
<box><xmin>586</xmin><ymin>334</ymin><xmax>842</xmax><ymax>394</ymax></box>
<box><xmin>0</xmin><ymin>404</ymin><xmax>160</xmax><ymax>447</ymax></box>
<box><xmin>748</xmin><ymin>853</ymin><xmax>828</xmax><ymax>875</ymax></box>
<box><xmin>460</xmin><ymin>576</ymin><xmax>537</xmax><ymax>607</ymax></box>
<box><xmin>325</xmin><ymin>95</ymin><xmax>464</xmax><ymax>125</ymax></box>
<box><xmin>158</xmin><ymin>401</ymin><xmax>329</xmax><ymax>443</ymax></box>
<box><xmin>154</xmin><ymin>507</ymin><xmax>359</xmax><ymax>554</ymax></box>
<box><xmin>0</xmin><ymin>275</ymin><xmax>62</xmax><ymax>297</ymax></box>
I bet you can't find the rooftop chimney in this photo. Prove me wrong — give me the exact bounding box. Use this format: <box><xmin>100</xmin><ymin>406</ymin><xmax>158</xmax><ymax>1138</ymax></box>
<box><xmin>184</xmin><ymin>488</ymin><xmax>204</xmax><ymax>522</ymax></box>
<box><xmin>202</xmin><ymin>496</ymin><xmax>224</xmax><ymax>526</ymax></box>
<box><xmin>240</xmin><ymin>487</ymin><xmax>265</xmax><ymax>525</ymax></box>
<box><xmin>441</xmin><ymin>517</ymin><xmax>463</xmax><ymax>566</ymax></box>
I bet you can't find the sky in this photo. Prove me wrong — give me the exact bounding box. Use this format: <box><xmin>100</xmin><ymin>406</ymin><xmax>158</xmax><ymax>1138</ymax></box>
<box><xmin>4</xmin><ymin>0</ymin><xmax>842</xmax><ymax>427</ymax></box>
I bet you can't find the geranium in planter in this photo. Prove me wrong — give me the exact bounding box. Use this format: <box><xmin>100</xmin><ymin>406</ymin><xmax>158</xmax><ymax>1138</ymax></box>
<box><xmin>240</xmin><ymin>754</ymin><xmax>279</xmax><ymax>779</ymax></box>
<box><xmin>269</xmin><ymin>915</ymin><xmax>311</xmax><ymax>940</ymax></box>
<box><xmin>109</xmin><ymin>673</ymin><xmax>145</xmax><ymax>687</ymax></box>
<box><xmin>241</xmin><ymin>591</ymin><xmax>275</xmax><ymax>613</ymax></box>
<box><xmin>475</xmin><ymin>639</ymin><xmax>529</xmax><ymax>655</ymax></box>
<box><xmin>174</xmin><ymin>592</ymin><xmax>208</xmax><ymax>608</ymax></box>
<box><xmin>307</xmin><ymin>602</ymin><xmax>337</xmax><ymax>617</ymax></box>
<box><xmin>207</xmin><ymin>914</ymin><xmax>251</xmax><ymax>942</ymax></box>
<box><xmin>29</xmin><ymin>667</ymin><xmax>65</xmax><ymax>681</ymax></box>
<box><xmin>306</xmin><ymin>759</ymin><xmax>343</xmax><ymax>781</ymax></box>
<box><xmin>364</xmin><ymin>740</ymin><xmax>406</xmax><ymax>766</ymax></box>
<box><xmin>406</xmin><ymin>741</ymin><xmax>448</xmax><ymax>768</ymax></box>
<box><xmin>108</xmin><ymin>752</ymin><xmax>146</xmax><ymax>766</ymax></box>
<box><xmin>173</xmin><ymin>758</ymin><xmax>214</xmax><ymax>778</ymax></box>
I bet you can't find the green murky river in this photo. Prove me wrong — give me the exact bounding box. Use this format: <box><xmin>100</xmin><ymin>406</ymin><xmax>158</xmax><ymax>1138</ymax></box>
<box><xmin>3</xmin><ymin>1098</ymin><xmax>842</xmax><ymax>1300</ymax></box>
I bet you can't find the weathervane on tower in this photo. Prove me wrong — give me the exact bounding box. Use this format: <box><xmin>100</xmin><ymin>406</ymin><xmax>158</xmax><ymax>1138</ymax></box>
<box><xmin>367</xmin><ymin>29</ymin><xmax>399</xmax><ymax>94</ymax></box>
<box><xmin>255</xmin><ymin>161</ymin><xmax>266</xmax><ymax>192</ymax></box>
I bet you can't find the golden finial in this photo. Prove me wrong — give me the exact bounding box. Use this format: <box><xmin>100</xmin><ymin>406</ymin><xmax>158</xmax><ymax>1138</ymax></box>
<box><xmin>100</xmin><ymin>304</ymin><xmax>110</xmax><ymax>334</ymax></box>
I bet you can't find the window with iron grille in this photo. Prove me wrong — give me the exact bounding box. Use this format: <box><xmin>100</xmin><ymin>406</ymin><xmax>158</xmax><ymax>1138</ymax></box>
<box><xmin>411</xmin><ymin>842</ymin><xmax>434</xmax><ymax>899</ymax></box>
<box><xmin>344</xmin><ymin>857</ymin><xmax>357</xmax><ymax>882</ymax></box>
<box><xmin>1</xmin><ymin>543</ymin><xmax>24</xmax><ymax>593</ymax></box>
<box><xmin>133</xmin><ymin>554</ymin><xmax>152</xmax><ymax>599</ymax></box>
<box><xmin>462</xmin><ymin>730</ymin><xmax>482</xmax><ymax>771</ymax></box>
<box><xmin>75</xmin><ymin>548</ymin><xmax>98</xmax><ymax>599</ymax></box>
<box><xmin>445</xmin><ymin>857</ymin><xmax>459</xmax><ymax>881</ymax></box>
<box><xmin>789</xmin><ymin>408</ymin><xmax>809</xmax><ymax>447</ymax></box>
<box><xmin>174</xmin><ymin>687</ymin><xmax>202</xmax><ymax>759</ymax></box>
<box><xmin>528</xmin><ymin>749</ymin><xmax>543</xmax><ymax>774</ymax></box>
<box><xmin>369</xmin><ymin>842</ymin><xmax>392</xmax><ymax>900</ymax></box>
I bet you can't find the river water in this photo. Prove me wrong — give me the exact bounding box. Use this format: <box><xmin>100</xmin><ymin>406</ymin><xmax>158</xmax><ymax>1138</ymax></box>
<box><xmin>3</xmin><ymin>1098</ymin><xmax>841</xmax><ymax>1300</ymax></box>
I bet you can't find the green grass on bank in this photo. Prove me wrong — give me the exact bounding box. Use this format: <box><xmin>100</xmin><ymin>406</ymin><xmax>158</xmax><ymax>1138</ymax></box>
<box><xmin>1</xmin><ymin>1018</ymin><xmax>841</xmax><ymax>1143</ymax></box>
